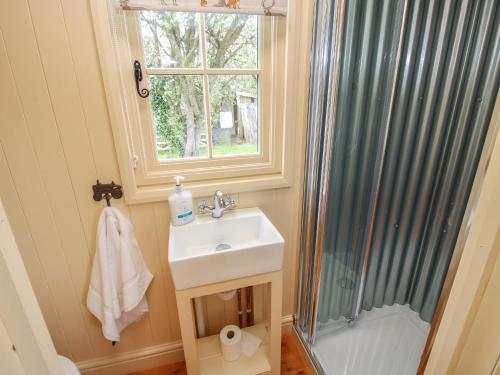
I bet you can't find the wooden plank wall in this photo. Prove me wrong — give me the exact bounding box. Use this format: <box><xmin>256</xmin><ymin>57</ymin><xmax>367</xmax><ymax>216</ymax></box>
<box><xmin>0</xmin><ymin>0</ymin><xmax>303</xmax><ymax>365</ymax></box>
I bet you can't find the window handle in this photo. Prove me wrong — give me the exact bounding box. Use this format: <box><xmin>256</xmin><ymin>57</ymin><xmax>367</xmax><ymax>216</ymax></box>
<box><xmin>134</xmin><ymin>60</ymin><xmax>150</xmax><ymax>98</ymax></box>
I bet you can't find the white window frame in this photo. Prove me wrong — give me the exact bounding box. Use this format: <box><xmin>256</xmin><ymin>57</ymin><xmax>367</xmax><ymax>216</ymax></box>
<box><xmin>90</xmin><ymin>0</ymin><xmax>306</xmax><ymax>204</ymax></box>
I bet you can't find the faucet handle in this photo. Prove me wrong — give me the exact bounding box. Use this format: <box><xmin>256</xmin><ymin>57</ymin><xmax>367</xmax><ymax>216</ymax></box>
<box><xmin>224</xmin><ymin>196</ymin><xmax>236</xmax><ymax>208</ymax></box>
<box><xmin>198</xmin><ymin>200</ymin><xmax>210</xmax><ymax>213</ymax></box>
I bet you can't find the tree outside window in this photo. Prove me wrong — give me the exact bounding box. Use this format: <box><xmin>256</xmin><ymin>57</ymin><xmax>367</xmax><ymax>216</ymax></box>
<box><xmin>140</xmin><ymin>12</ymin><xmax>260</xmax><ymax>160</ymax></box>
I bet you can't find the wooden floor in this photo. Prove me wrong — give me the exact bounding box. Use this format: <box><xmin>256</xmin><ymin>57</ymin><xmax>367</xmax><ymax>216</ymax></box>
<box><xmin>129</xmin><ymin>332</ymin><xmax>315</xmax><ymax>375</ymax></box>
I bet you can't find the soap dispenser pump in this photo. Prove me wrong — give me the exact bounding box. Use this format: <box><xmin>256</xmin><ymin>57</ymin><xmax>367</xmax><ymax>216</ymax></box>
<box><xmin>168</xmin><ymin>176</ymin><xmax>194</xmax><ymax>226</ymax></box>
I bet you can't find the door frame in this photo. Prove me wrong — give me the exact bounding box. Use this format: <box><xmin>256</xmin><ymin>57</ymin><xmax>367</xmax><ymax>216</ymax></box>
<box><xmin>417</xmin><ymin>90</ymin><xmax>500</xmax><ymax>374</ymax></box>
<box><xmin>0</xmin><ymin>198</ymin><xmax>62</xmax><ymax>375</ymax></box>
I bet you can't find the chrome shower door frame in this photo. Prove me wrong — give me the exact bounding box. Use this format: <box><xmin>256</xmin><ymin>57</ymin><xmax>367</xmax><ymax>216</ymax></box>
<box><xmin>295</xmin><ymin>0</ymin><xmax>345</xmax><ymax>345</ymax></box>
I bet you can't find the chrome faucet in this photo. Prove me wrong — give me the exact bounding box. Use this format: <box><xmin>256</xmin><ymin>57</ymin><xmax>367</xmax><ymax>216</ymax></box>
<box><xmin>198</xmin><ymin>190</ymin><xmax>236</xmax><ymax>218</ymax></box>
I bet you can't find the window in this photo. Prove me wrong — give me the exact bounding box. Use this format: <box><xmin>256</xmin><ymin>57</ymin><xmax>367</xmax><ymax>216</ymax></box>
<box><xmin>139</xmin><ymin>12</ymin><xmax>260</xmax><ymax>160</ymax></box>
<box><xmin>89</xmin><ymin>0</ymin><xmax>308</xmax><ymax>202</ymax></box>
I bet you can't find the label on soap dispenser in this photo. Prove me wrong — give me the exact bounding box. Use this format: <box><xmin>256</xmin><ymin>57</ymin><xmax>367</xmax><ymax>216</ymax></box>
<box><xmin>177</xmin><ymin>211</ymin><xmax>193</xmax><ymax>219</ymax></box>
<box><xmin>174</xmin><ymin>199</ymin><xmax>194</xmax><ymax>225</ymax></box>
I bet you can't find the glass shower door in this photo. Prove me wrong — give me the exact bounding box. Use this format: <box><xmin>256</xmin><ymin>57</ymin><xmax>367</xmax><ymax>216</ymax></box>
<box><xmin>298</xmin><ymin>0</ymin><xmax>407</xmax><ymax>344</ymax></box>
<box><xmin>297</xmin><ymin>0</ymin><xmax>499</xmax><ymax>373</ymax></box>
<box><xmin>297</xmin><ymin>0</ymin><xmax>401</xmax><ymax>344</ymax></box>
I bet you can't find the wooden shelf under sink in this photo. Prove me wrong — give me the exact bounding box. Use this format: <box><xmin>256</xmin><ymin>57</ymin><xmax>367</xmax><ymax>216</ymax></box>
<box><xmin>197</xmin><ymin>323</ymin><xmax>270</xmax><ymax>375</ymax></box>
<box><xmin>175</xmin><ymin>270</ymin><xmax>283</xmax><ymax>375</ymax></box>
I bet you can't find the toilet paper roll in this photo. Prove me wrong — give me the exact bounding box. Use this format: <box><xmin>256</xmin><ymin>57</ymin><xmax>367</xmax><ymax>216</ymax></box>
<box><xmin>218</xmin><ymin>289</ymin><xmax>236</xmax><ymax>301</ymax></box>
<box><xmin>219</xmin><ymin>325</ymin><xmax>242</xmax><ymax>361</ymax></box>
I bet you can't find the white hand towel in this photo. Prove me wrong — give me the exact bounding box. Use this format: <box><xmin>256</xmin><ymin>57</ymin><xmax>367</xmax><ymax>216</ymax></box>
<box><xmin>87</xmin><ymin>207</ymin><xmax>153</xmax><ymax>342</ymax></box>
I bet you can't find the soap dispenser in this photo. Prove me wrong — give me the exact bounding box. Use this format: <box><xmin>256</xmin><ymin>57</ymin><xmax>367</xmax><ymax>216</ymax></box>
<box><xmin>168</xmin><ymin>176</ymin><xmax>194</xmax><ymax>226</ymax></box>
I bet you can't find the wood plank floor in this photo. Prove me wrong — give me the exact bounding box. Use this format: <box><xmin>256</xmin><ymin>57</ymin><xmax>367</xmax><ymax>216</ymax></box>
<box><xmin>129</xmin><ymin>332</ymin><xmax>315</xmax><ymax>375</ymax></box>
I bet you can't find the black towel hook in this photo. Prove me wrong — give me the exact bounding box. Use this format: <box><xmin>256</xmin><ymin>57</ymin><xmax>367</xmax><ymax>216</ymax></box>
<box><xmin>92</xmin><ymin>180</ymin><xmax>123</xmax><ymax>206</ymax></box>
<box><xmin>134</xmin><ymin>60</ymin><xmax>150</xmax><ymax>98</ymax></box>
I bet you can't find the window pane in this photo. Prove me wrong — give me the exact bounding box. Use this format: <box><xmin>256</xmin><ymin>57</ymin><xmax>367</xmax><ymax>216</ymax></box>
<box><xmin>140</xmin><ymin>12</ymin><xmax>201</xmax><ymax>68</ymax></box>
<box><xmin>209</xmin><ymin>75</ymin><xmax>258</xmax><ymax>156</ymax></box>
<box><xmin>205</xmin><ymin>14</ymin><xmax>258</xmax><ymax>69</ymax></box>
<box><xmin>150</xmin><ymin>75</ymin><xmax>208</xmax><ymax>160</ymax></box>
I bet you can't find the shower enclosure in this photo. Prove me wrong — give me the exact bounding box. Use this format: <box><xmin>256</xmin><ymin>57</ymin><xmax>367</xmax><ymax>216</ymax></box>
<box><xmin>296</xmin><ymin>0</ymin><xmax>500</xmax><ymax>374</ymax></box>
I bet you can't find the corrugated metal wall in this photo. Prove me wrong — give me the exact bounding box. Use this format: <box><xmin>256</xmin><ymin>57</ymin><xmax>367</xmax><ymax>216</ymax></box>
<box><xmin>311</xmin><ymin>0</ymin><xmax>500</xmax><ymax>325</ymax></box>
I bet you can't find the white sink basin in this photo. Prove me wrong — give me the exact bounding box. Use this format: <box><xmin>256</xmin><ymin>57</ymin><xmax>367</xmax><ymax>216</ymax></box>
<box><xmin>168</xmin><ymin>208</ymin><xmax>284</xmax><ymax>290</ymax></box>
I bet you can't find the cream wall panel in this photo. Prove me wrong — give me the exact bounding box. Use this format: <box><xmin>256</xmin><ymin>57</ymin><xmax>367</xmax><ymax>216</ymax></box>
<box><xmin>0</xmin><ymin>144</ymin><xmax>70</xmax><ymax>357</ymax></box>
<box><xmin>152</xmin><ymin>202</ymin><xmax>182</xmax><ymax>340</ymax></box>
<box><xmin>128</xmin><ymin>204</ymin><xmax>172</xmax><ymax>344</ymax></box>
<box><xmin>0</xmin><ymin>0</ymin><xmax>307</xmax><ymax>370</ymax></box>
<box><xmin>274</xmin><ymin>188</ymin><xmax>296</xmax><ymax>315</ymax></box>
<box><xmin>23</xmin><ymin>0</ymin><xmax>117</xmax><ymax>358</ymax></box>
<box><xmin>252</xmin><ymin>284</ymin><xmax>267</xmax><ymax>324</ymax></box>
<box><xmin>26</xmin><ymin>0</ymin><xmax>102</xmax><ymax>254</ymax></box>
<box><xmin>0</xmin><ymin>13</ymin><xmax>94</xmax><ymax>360</ymax></box>
<box><xmin>27</xmin><ymin>0</ymin><xmax>135</xmax><ymax>356</ymax></box>
<box><xmin>205</xmin><ymin>294</ymin><xmax>226</xmax><ymax>335</ymax></box>
<box><xmin>58</xmin><ymin>0</ymin><xmax>121</xmax><ymax>180</ymax></box>
<box><xmin>203</xmin><ymin>292</ymin><xmax>240</xmax><ymax>336</ymax></box>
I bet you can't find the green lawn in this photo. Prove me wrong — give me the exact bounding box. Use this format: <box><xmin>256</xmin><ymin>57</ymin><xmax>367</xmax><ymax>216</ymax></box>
<box><xmin>158</xmin><ymin>143</ymin><xmax>257</xmax><ymax>160</ymax></box>
<box><xmin>213</xmin><ymin>143</ymin><xmax>257</xmax><ymax>156</ymax></box>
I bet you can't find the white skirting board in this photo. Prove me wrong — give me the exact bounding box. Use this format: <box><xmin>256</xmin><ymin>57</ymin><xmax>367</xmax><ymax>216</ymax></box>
<box><xmin>77</xmin><ymin>315</ymin><xmax>294</xmax><ymax>375</ymax></box>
